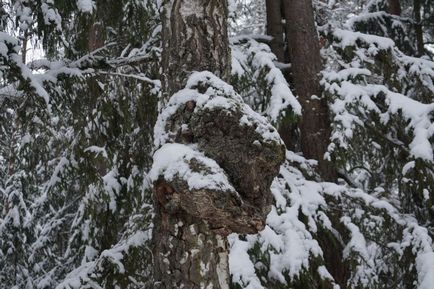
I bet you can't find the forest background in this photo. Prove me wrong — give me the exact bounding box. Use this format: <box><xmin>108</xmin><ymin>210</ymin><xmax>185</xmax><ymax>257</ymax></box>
<box><xmin>0</xmin><ymin>0</ymin><xmax>434</xmax><ymax>288</ymax></box>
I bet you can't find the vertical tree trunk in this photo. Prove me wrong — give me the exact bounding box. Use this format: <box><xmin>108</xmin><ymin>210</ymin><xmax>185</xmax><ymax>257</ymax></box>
<box><xmin>283</xmin><ymin>0</ymin><xmax>336</xmax><ymax>181</ymax></box>
<box><xmin>265</xmin><ymin>0</ymin><xmax>301</xmax><ymax>152</ymax></box>
<box><xmin>161</xmin><ymin>0</ymin><xmax>231</xmax><ymax>101</ymax></box>
<box><xmin>154</xmin><ymin>1</ymin><xmax>231</xmax><ymax>288</ymax></box>
<box><xmin>153</xmin><ymin>204</ymin><xmax>230</xmax><ymax>289</ymax></box>
<box><xmin>154</xmin><ymin>2</ymin><xmax>285</xmax><ymax>288</ymax></box>
<box><xmin>414</xmin><ymin>0</ymin><xmax>425</xmax><ymax>56</ymax></box>
<box><xmin>387</xmin><ymin>0</ymin><xmax>401</xmax><ymax>16</ymax></box>
<box><xmin>265</xmin><ymin>0</ymin><xmax>285</xmax><ymax>62</ymax></box>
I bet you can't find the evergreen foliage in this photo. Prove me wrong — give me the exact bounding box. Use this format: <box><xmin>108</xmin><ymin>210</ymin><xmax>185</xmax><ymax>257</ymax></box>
<box><xmin>0</xmin><ymin>0</ymin><xmax>433</xmax><ymax>288</ymax></box>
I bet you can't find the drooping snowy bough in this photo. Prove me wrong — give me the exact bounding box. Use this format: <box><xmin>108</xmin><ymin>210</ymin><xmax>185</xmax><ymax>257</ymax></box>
<box><xmin>150</xmin><ymin>72</ymin><xmax>285</xmax><ymax>288</ymax></box>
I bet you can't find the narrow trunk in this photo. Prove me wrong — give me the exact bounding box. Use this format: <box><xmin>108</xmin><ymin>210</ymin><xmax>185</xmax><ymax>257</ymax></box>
<box><xmin>387</xmin><ymin>0</ymin><xmax>401</xmax><ymax>16</ymax></box>
<box><xmin>265</xmin><ymin>0</ymin><xmax>299</xmax><ymax>152</ymax></box>
<box><xmin>414</xmin><ymin>0</ymin><xmax>424</xmax><ymax>56</ymax></box>
<box><xmin>161</xmin><ymin>0</ymin><xmax>231</xmax><ymax>101</ymax></box>
<box><xmin>265</xmin><ymin>0</ymin><xmax>285</xmax><ymax>62</ymax></box>
<box><xmin>21</xmin><ymin>32</ymin><xmax>28</xmax><ymax>64</ymax></box>
<box><xmin>283</xmin><ymin>5</ymin><xmax>346</xmax><ymax>286</ymax></box>
<box><xmin>283</xmin><ymin>0</ymin><xmax>336</xmax><ymax>181</ymax></box>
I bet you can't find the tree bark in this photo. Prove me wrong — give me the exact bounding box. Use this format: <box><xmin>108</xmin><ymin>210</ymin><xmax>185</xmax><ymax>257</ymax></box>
<box><xmin>156</xmin><ymin>3</ymin><xmax>231</xmax><ymax>285</ymax></box>
<box><xmin>265</xmin><ymin>0</ymin><xmax>285</xmax><ymax>62</ymax></box>
<box><xmin>161</xmin><ymin>0</ymin><xmax>231</xmax><ymax>101</ymax></box>
<box><xmin>154</xmin><ymin>1</ymin><xmax>285</xmax><ymax>288</ymax></box>
<box><xmin>153</xmin><ymin>205</ymin><xmax>230</xmax><ymax>289</ymax></box>
<box><xmin>265</xmin><ymin>0</ymin><xmax>300</xmax><ymax>152</ymax></box>
<box><xmin>283</xmin><ymin>0</ymin><xmax>336</xmax><ymax>181</ymax></box>
<box><xmin>387</xmin><ymin>0</ymin><xmax>401</xmax><ymax>15</ymax></box>
<box><xmin>414</xmin><ymin>0</ymin><xmax>425</xmax><ymax>56</ymax></box>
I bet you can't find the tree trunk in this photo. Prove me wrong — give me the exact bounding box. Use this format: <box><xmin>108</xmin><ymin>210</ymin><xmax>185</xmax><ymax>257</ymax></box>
<box><xmin>153</xmin><ymin>208</ymin><xmax>229</xmax><ymax>289</ymax></box>
<box><xmin>156</xmin><ymin>3</ymin><xmax>231</xmax><ymax>284</ymax></box>
<box><xmin>387</xmin><ymin>0</ymin><xmax>401</xmax><ymax>16</ymax></box>
<box><xmin>414</xmin><ymin>0</ymin><xmax>425</xmax><ymax>56</ymax></box>
<box><xmin>161</xmin><ymin>0</ymin><xmax>231</xmax><ymax>101</ymax></box>
<box><xmin>265</xmin><ymin>0</ymin><xmax>300</xmax><ymax>152</ymax></box>
<box><xmin>153</xmin><ymin>1</ymin><xmax>285</xmax><ymax>288</ymax></box>
<box><xmin>283</xmin><ymin>0</ymin><xmax>336</xmax><ymax>181</ymax></box>
<box><xmin>265</xmin><ymin>0</ymin><xmax>285</xmax><ymax>62</ymax></box>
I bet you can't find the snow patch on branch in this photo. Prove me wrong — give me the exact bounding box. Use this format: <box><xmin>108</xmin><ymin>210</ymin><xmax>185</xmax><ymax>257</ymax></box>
<box><xmin>154</xmin><ymin>71</ymin><xmax>283</xmax><ymax>147</ymax></box>
<box><xmin>76</xmin><ymin>0</ymin><xmax>95</xmax><ymax>13</ymax></box>
<box><xmin>149</xmin><ymin>143</ymin><xmax>236</xmax><ymax>193</ymax></box>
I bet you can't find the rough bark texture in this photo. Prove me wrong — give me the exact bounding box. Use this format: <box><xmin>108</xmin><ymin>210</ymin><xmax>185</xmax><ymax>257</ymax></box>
<box><xmin>283</xmin><ymin>0</ymin><xmax>336</xmax><ymax>181</ymax></box>
<box><xmin>164</xmin><ymin>97</ymin><xmax>285</xmax><ymax>226</ymax></box>
<box><xmin>190</xmin><ymin>108</ymin><xmax>283</xmax><ymax>217</ymax></box>
<box><xmin>153</xmin><ymin>198</ymin><xmax>230</xmax><ymax>289</ymax></box>
<box><xmin>265</xmin><ymin>0</ymin><xmax>285</xmax><ymax>62</ymax></box>
<box><xmin>153</xmin><ymin>90</ymin><xmax>285</xmax><ymax>288</ymax></box>
<box><xmin>88</xmin><ymin>23</ymin><xmax>105</xmax><ymax>52</ymax></box>
<box><xmin>154</xmin><ymin>1</ymin><xmax>285</xmax><ymax>288</ymax></box>
<box><xmin>387</xmin><ymin>0</ymin><xmax>401</xmax><ymax>15</ymax></box>
<box><xmin>161</xmin><ymin>0</ymin><xmax>231</xmax><ymax>101</ymax></box>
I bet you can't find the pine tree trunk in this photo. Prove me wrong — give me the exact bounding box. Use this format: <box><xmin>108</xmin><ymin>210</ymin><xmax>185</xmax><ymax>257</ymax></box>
<box><xmin>265</xmin><ymin>0</ymin><xmax>285</xmax><ymax>62</ymax></box>
<box><xmin>414</xmin><ymin>0</ymin><xmax>424</xmax><ymax>56</ymax></box>
<box><xmin>387</xmin><ymin>0</ymin><xmax>401</xmax><ymax>15</ymax></box>
<box><xmin>265</xmin><ymin>0</ymin><xmax>300</xmax><ymax>152</ymax></box>
<box><xmin>283</xmin><ymin>0</ymin><xmax>336</xmax><ymax>181</ymax></box>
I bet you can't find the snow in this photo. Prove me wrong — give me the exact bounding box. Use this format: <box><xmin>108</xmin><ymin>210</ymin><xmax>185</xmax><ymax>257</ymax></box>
<box><xmin>333</xmin><ymin>28</ymin><xmax>395</xmax><ymax>51</ymax></box>
<box><xmin>1</xmin><ymin>1</ymin><xmax>434</xmax><ymax>288</ymax></box>
<box><xmin>248</xmin><ymin>41</ymin><xmax>302</xmax><ymax>119</ymax></box>
<box><xmin>318</xmin><ymin>265</ymin><xmax>334</xmax><ymax>281</ymax></box>
<box><xmin>154</xmin><ymin>71</ymin><xmax>283</xmax><ymax>148</ymax></box>
<box><xmin>229</xmin><ymin>157</ymin><xmax>326</xmax><ymax>286</ymax></box>
<box><xmin>41</xmin><ymin>2</ymin><xmax>61</xmax><ymax>30</ymax></box>
<box><xmin>229</xmin><ymin>149</ymin><xmax>434</xmax><ymax>289</ymax></box>
<box><xmin>84</xmin><ymin>146</ymin><xmax>108</xmax><ymax>158</ymax></box>
<box><xmin>228</xmin><ymin>234</ymin><xmax>264</xmax><ymax>289</ymax></box>
<box><xmin>416</xmin><ymin>252</ymin><xmax>434</xmax><ymax>289</ymax></box>
<box><xmin>44</xmin><ymin>156</ymin><xmax>70</xmax><ymax>193</ymax></box>
<box><xmin>55</xmin><ymin>231</ymin><xmax>150</xmax><ymax>289</ymax></box>
<box><xmin>231</xmin><ymin>38</ymin><xmax>301</xmax><ymax>121</ymax></box>
<box><xmin>102</xmin><ymin>168</ymin><xmax>121</xmax><ymax>212</ymax></box>
<box><xmin>326</xmin><ymin>80</ymin><xmax>434</xmax><ymax>163</ymax></box>
<box><xmin>149</xmin><ymin>143</ymin><xmax>236</xmax><ymax>192</ymax></box>
<box><xmin>76</xmin><ymin>0</ymin><xmax>95</xmax><ymax>13</ymax></box>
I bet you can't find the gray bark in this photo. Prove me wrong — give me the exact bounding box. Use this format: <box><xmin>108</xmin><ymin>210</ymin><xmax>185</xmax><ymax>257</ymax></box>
<box><xmin>153</xmin><ymin>1</ymin><xmax>285</xmax><ymax>288</ymax></box>
<box><xmin>153</xmin><ymin>89</ymin><xmax>285</xmax><ymax>288</ymax></box>
<box><xmin>161</xmin><ymin>0</ymin><xmax>231</xmax><ymax>101</ymax></box>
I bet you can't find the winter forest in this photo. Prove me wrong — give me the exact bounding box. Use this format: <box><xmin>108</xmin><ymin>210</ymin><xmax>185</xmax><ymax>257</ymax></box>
<box><xmin>1</xmin><ymin>0</ymin><xmax>434</xmax><ymax>288</ymax></box>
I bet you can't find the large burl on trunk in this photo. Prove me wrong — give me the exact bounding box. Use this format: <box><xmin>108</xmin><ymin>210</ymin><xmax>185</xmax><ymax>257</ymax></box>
<box><xmin>151</xmin><ymin>73</ymin><xmax>285</xmax><ymax>288</ymax></box>
<box><xmin>153</xmin><ymin>0</ymin><xmax>285</xmax><ymax>288</ymax></box>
